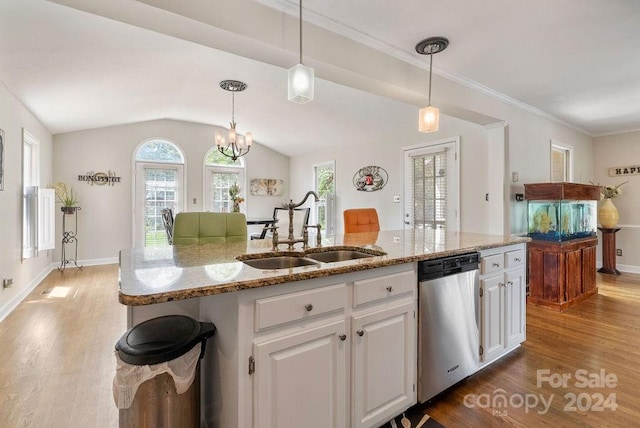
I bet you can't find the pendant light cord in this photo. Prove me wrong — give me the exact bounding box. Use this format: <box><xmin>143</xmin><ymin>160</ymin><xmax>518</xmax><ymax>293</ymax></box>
<box><xmin>428</xmin><ymin>50</ymin><xmax>433</xmax><ymax>105</ymax></box>
<box><xmin>299</xmin><ymin>0</ymin><xmax>303</xmax><ymax>64</ymax></box>
<box><xmin>231</xmin><ymin>90</ymin><xmax>235</xmax><ymax>123</ymax></box>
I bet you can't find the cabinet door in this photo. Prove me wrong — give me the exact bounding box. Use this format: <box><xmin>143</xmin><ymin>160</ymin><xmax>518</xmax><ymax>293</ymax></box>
<box><xmin>352</xmin><ymin>302</ymin><xmax>416</xmax><ymax>428</ymax></box>
<box><xmin>481</xmin><ymin>275</ymin><xmax>504</xmax><ymax>362</ymax></box>
<box><xmin>505</xmin><ymin>269</ymin><xmax>526</xmax><ymax>348</ymax></box>
<box><xmin>253</xmin><ymin>320</ymin><xmax>348</xmax><ymax>428</ymax></box>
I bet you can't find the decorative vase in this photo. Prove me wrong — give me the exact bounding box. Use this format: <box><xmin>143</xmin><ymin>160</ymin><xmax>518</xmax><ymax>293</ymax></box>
<box><xmin>598</xmin><ymin>198</ymin><xmax>619</xmax><ymax>228</ymax></box>
<box><xmin>232</xmin><ymin>202</ymin><xmax>240</xmax><ymax>213</ymax></box>
<box><xmin>61</xmin><ymin>206</ymin><xmax>78</xmax><ymax>215</ymax></box>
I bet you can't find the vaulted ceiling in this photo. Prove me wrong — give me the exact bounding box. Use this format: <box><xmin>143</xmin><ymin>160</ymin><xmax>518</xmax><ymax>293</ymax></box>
<box><xmin>1</xmin><ymin>0</ymin><xmax>638</xmax><ymax>156</ymax></box>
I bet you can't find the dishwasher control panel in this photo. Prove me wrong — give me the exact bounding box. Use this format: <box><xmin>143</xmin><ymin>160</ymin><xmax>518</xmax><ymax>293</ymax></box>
<box><xmin>418</xmin><ymin>252</ymin><xmax>479</xmax><ymax>281</ymax></box>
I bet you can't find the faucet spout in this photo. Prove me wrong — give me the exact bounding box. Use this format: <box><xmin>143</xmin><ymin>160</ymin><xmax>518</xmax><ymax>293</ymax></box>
<box><xmin>288</xmin><ymin>191</ymin><xmax>320</xmax><ymax>209</ymax></box>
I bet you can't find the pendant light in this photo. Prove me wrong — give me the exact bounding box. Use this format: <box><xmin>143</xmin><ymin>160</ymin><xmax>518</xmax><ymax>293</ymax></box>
<box><xmin>215</xmin><ymin>80</ymin><xmax>252</xmax><ymax>161</ymax></box>
<box><xmin>415</xmin><ymin>37</ymin><xmax>449</xmax><ymax>133</ymax></box>
<box><xmin>288</xmin><ymin>0</ymin><xmax>314</xmax><ymax>103</ymax></box>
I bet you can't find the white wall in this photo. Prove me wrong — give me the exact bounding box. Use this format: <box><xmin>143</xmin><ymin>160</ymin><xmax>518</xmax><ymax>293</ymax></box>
<box><xmin>291</xmin><ymin>106</ymin><xmax>594</xmax><ymax>235</ymax></box>
<box><xmin>53</xmin><ymin>119</ymin><xmax>289</xmax><ymax>264</ymax></box>
<box><xmin>0</xmin><ymin>82</ymin><xmax>53</xmax><ymax>322</ymax></box>
<box><xmin>593</xmin><ymin>132</ymin><xmax>640</xmax><ymax>273</ymax></box>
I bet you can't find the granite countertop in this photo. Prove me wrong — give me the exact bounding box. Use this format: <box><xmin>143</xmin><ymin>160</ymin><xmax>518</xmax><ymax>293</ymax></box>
<box><xmin>119</xmin><ymin>229</ymin><xmax>530</xmax><ymax>306</ymax></box>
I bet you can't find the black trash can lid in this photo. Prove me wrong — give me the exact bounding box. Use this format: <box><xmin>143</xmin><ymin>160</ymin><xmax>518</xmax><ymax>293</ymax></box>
<box><xmin>116</xmin><ymin>315</ymin><xmax>216</xmax><ymax>366</ymax></box>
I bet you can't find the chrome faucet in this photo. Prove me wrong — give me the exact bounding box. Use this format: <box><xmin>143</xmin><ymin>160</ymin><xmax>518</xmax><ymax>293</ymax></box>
<box><xmin>272</xmin><ymin>191</ymin><xmax>322</xmax><ymax>251</ymax></box>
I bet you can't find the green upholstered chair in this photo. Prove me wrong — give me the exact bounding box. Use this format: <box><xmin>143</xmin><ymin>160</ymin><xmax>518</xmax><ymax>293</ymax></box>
<box><xmin>172</xmin><ymin>212</ymin><xmax>248</xmax><ymax>245</ymax></box>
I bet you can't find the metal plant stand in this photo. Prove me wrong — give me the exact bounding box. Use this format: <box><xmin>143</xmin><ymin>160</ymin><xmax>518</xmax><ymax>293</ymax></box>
<box><xmin>59</xmin><ymin>207</ymin><xmax>83</xmax><ymax>271</ymax></box>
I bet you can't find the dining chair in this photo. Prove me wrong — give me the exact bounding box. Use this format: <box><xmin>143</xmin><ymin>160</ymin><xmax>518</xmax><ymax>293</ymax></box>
<box><xmin>343</xmin><ymin>208</ymin><xmax>380</xmax><ymax>233</ymax></box>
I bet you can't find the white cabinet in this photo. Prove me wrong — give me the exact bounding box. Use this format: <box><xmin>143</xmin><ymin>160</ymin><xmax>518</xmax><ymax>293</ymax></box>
<box><xmin>253</xmin><ymin>319</ymin><xmax>348</xmax><ymax>428</ymax></box>
<box><xmin>480</xmin><ymin>244</ymin><xmax>526</xmax><ymax>364</ymax></box>
<box><xmin>249</xmin><ymin>264</ymin><xmax>416</xmax><ymax>428</ymax></box>
<box><xmin>352</xmin><ymin>301</ymin><xmax>415</xmax><ymax>428</ymax></box>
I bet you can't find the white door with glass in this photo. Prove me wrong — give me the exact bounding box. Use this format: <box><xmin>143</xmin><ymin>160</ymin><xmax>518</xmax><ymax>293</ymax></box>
<box><xmin>404</xmin><ymin>139</ymin><xmax>459</xmax><ymax>231</ymax></box>
<box><xmin>133</xmin><ymin>139</ymin><xmax>185</xmax><ymax>247</ymax></box>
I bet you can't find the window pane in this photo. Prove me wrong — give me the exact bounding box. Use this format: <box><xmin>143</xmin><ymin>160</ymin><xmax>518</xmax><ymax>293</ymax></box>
<box><xmin>209</xmin><ymin>171</ymin><xmax>240</xmax><ymax>213</ymax></box>
<box><xmin>412</xmin><ymin>150</ymin><xmax>447</xmax><ymax>230</ymax></box>
<box><xmin>136</xmin><ymin>140</ymin><xmax>182</xmax><ymax>162</ymax></box>
<box><xmin>205</xmin><ymin>150</ymin><xmax>242</xmax><ymax>166</ymax></box>
<box><xmin>144</xmin><ymin>168</ymin><xmax>178</xmax><ymax>246</ymax></box>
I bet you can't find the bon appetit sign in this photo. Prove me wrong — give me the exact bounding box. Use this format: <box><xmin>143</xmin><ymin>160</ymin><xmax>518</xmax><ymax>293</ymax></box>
<box><xmin>78</xmin><ymin>170</ymin><xmax>121</xmax><ymax>186</ymax></box>
<box><xmin>608</xmin><ymin>165</ymin><xmax>640</xmax><ymax>177</ymax></box>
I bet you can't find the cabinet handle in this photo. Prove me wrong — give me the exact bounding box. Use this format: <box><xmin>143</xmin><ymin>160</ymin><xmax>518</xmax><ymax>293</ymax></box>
<box><xmin>339</xmin><ymin>334</ymin><xmax>347</xmax><ymax>341</ymax></box>
<box><xmin>514</xmin><ymin>257</ymin><xmax>521</xmax><ymax>262</ymax></box>
<box><xmin>499</xmin><ymin>282</ymin><xmax>505</xmax><ymax>287</ymax></box>
<box><xmin>304</xmin><ymin>304</ymin><xmax>313</xmax><ymax>312</ymax></box>
<box><xmin>386</xmin><ymin>286</ymin><xmax>393</xmax><ymax>292</ymax></box>
<box><xmin>492</xmin><ymin>262</ymin><xmax>501</xmax><ymax>267</ymax></box>
<box><xmin>507</xmin><ymin>281</ymin><xmax>514</xmax><ymax>286</ymax></box>
<box><xmin>357</xmin><ymin>330</ymin><xmax>364</xmax><ymax>337</ymax></box>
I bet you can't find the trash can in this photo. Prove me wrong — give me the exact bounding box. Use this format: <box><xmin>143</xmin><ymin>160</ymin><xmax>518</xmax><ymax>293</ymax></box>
<box><xmin>113</xmin><ymin>315</ymin><xmax>216</xmax><ymax>428</ymax></box>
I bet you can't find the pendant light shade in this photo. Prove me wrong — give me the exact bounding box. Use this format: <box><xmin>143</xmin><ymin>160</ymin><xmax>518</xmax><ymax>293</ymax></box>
<box><xmin>288</xmin><ymin>0</ymin><xmax>314</xmax><ymax>103</ymax></box>
<box><xmin>288</xmin><ymin>63</ymin><xmax>314</xmax><ymax>103</ymax></box>
<box><xmin>415</xmin><ymin>36</ymin><xmax>449</xmax><ymax>133</ymax></box>
<box><xmin>419</xmin><ymin>105</ymin><xmax>440</xmax><ymax>133</ymax></box>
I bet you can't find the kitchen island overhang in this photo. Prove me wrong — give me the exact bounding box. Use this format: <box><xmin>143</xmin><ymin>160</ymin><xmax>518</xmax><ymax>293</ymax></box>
<box><xmin>119</xmin><ymin>229</ymin><xmax>530</xmax><ymax>306</ymax></box>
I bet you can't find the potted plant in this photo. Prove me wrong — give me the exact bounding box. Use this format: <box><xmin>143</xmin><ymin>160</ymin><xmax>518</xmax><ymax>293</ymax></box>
<box><xmin>53</xmin><ymin>182</ymin><xmax>80</xmax><ymax>214</ymax></box>
<box><xmin>228</xmin><ymin>183</ymin><xmax>244</xmax><ymax>213</ymax></box>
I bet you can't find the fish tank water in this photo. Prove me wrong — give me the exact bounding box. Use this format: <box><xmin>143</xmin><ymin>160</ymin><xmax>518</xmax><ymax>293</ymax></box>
<box><xmin>527</xmin><ymin>200</ymin><xmax>597</xmax><ymax>242</ymax></box>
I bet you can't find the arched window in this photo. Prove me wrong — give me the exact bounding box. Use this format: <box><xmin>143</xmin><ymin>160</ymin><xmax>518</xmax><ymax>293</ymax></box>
<box><xmin>134</xmin><ymin>139</ymin><xmax>185</xmax><ymax>247</ymax></box>
<box><xmin>203</xmin><ymin>150</ymin><xmax>246</xmax><ymax>213</ymax></box>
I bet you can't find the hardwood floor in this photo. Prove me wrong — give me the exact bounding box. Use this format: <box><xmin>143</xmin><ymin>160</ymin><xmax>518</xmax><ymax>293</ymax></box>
<box><xmin>0</xmin><ymin>265</ymin><xmax>125</xmax><ymax>428</ymax></box>
<box><xmin>422</xmin><ymin>272</ymin><xmax>640</xmax><ymax>427</ymax></box>
<box><xmin>0</xmin><ymin>266</ymin><xmax>639</xmax><ymax>427</ymax></box>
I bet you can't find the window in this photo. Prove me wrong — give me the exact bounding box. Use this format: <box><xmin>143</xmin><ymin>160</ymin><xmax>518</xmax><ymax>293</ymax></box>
<box><xmin>204</xmin><ymin>150</ymin><xmax>245</xmax><ymax>213</ymax></box>
<box><xmin>404</xmin><ymin>139</ymin><xmax>459</xmax><ymax>231</ymax></box>
<box><xmin>134</xmin><ymin>139</ymin><xmax>185</xmax><ymax>247</ymax></box>
<box><xmin>313</xmin><ymin>161</ymin><xmax>335</xmax><ymax>235</ymax></box>
<box><xmin>550</xmin><ymin>141</ymin><xmax>573</xmax><ymax>182</ymax></box>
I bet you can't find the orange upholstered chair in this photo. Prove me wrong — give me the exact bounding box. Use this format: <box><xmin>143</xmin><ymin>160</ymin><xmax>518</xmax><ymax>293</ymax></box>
<box><xmin>343</xmin><ymin>208</ymin><xmax>380</xmax><ymax>233</ymax></box>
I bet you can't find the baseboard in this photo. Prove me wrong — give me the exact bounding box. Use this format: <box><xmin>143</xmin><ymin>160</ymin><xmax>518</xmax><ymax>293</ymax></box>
<box><xmin>0</xmin><ymin>264</ymin><xmax>52</xmax><ymax>324</ymax></box>
<box><xmin>596</xmin><ymin>261</ymin><xmax>640</xmax><ymax>275</ymax></box>
<box><xmin>50</xmin><ymin>256</ymin><xmax>119</xmax><ymax>270</ymax></box>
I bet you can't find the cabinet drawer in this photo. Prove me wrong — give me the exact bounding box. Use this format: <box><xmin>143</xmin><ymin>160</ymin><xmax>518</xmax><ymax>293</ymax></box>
<box><xmin>481</xmin><ymin>254</ymin><xmax>504</xmax><ymax>275</ymax></box>
<box><xmin>353</xmin><ymin>270</ymin><xmax>415</xmax><ymax>307</ymax></box>
<box><xmin>505</xmin><ymin>249</ymin><xmax>525</xmax><ymax>269</ymax></box>
<box><xmin>255</xmin><ymin>283</ymin><xmax>346</xmax><ymax>331</ymax></box>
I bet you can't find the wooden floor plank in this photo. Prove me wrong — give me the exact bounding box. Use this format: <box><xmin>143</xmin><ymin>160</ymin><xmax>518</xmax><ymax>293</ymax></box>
<box><xmin>0</xmin><ymin>266</ymin><xmax>639</xmax><ymax>427</ymax></box>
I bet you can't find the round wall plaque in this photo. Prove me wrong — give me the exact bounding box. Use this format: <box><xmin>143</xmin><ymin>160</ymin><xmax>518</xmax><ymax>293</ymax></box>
<box><xmin>353</xmin><ymin>166</ymin><xmax>388</xmax><ymax>192</ymax></box>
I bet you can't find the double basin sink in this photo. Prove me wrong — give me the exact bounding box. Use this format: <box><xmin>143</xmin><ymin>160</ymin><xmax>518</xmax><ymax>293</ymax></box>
<box><xmin>236</xmin><ymin>247</ymin><xmax>386</xmax><ymax>270</ymax></box>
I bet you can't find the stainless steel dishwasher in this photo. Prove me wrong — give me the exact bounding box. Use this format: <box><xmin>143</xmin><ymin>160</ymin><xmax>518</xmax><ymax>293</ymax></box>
<box><xmin>417</xmin><ymin>252</ymin><xmax>480</xmax><ymax>402</ymax></box>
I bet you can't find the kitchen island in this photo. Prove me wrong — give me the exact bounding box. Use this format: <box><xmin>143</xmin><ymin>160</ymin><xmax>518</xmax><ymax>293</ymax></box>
<box><xmin>119</xmin><ymin>229</ymin><xmax>529</xmax><ymax>428</ymax></box>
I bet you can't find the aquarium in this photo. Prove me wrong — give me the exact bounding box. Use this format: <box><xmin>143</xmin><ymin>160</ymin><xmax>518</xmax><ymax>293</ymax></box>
<box><xmin>527</xmin><ymin>200</ymin><xmax>597</xmax><ymax>242</ymax></box>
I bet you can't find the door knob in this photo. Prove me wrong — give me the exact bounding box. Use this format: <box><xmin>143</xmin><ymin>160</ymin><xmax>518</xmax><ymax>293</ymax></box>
<box><xmin>339</xmin><ymin>334</ymin><xmax>347</xmax><ymax>341</ymax></box>
<box><xmin>356</xmin><ymin>330</ymin><xmax>364</xmax><ymax>337</ymax></box>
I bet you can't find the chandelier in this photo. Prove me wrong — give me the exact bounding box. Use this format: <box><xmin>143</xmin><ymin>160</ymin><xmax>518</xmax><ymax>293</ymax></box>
<box><xmin>415</xmin><ymin>36</ymin><xmax>449</xmax><ymax>133</ymax></box>
<box><xmin>215</xmin><ymin>80</ymin><xmax>253</xmax><ymax>161</ymax></box>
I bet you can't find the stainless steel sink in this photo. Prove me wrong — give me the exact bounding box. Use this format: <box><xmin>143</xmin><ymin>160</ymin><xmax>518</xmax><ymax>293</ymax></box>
<box><xmin>305</xmin><ymin>249</ymin><xmax>385</xmax><ymax>263</ymax></box>
<box><xmin>239</xmin><ymin>256</ymin><xmax>319</xmax><ymax>270</ymax></box>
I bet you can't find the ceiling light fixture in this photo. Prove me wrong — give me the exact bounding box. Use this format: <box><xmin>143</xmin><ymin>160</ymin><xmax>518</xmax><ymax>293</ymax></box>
<box><xmin>415</xmin><ymin>36</ymin><xmax>449</xmax><ymax>133</ymax></box>
<box><xmin>215</xmin><ymin>80</ymin><xmax>252</xmax><ymax>161</ymax></box>
<box><xmin>288</xmin><ymin>0</ymin><xmax>314</xmax><ymax>103</ymax></box>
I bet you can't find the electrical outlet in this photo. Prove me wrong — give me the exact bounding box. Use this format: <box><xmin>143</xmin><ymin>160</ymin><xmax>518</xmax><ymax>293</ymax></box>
<box><xmin>393</xmin><ymin>236</ymin><xmax>401</xmax><ymax>244</ymax></box>
<box><xmin>512</xmin><ymin>171</ymin><xmax>519</xmax><ymax>182</ymax></box>
<box><xmin>393</xmin><ymin>195</ymin><xmax>401</xmax><ymax>203</ymax></box>
<box><xmin>617</xmin><ymin>249</ymin><xmax>622</xmax><ymax>257</ymax></box>
<box><xmin>3</xmin><ymin>278</ymin><xmax>13</xmax><ymax>288</ymax></box>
